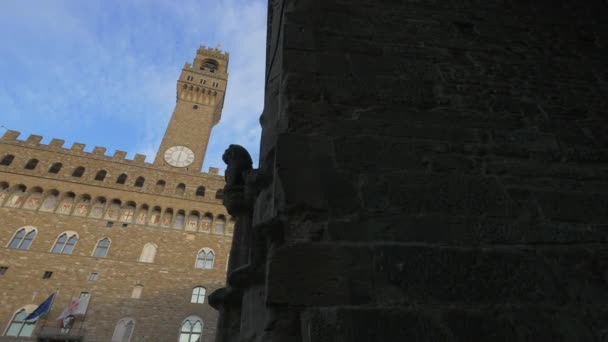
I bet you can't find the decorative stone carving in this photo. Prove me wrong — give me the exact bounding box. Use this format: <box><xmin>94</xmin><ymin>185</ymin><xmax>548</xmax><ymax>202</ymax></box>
<box><xmin>222</xmin><ymin>144</ymin><xmax>252</xmax><ymax>189</ymax></box>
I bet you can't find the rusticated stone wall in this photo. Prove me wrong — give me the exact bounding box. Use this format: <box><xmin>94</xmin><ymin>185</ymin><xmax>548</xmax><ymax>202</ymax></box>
<box><xmin>213</xmin><ymin>0</ymin><xmax>608</xmax><ymax>341</ymax></box>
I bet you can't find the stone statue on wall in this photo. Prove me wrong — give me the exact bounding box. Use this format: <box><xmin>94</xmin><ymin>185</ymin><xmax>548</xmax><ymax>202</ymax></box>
<box><xmin>222</xmin><ymin>144</ymin><xmax>253</xmax><ymax>189</ymax></box>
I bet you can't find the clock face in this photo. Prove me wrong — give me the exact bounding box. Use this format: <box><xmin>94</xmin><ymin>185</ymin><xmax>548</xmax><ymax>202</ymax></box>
<box><xmin>164</xmin><ymin>146</ymin><xmax>195</xmax><ymax>167</ymax></box>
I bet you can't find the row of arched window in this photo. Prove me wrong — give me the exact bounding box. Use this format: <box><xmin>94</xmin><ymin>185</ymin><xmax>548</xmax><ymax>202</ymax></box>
<box><xmin>0</xmin><ymin>182</ymin><xmax>233</xmax><ymax>234</ymax></box>
<box><xmin>7</xmin><ymin>227</ymin><xmax>216</xmax><ymax>268</ymax></box>
<box><xmin>0</xmin><ymin>154</ymin><xmax>224</xmax><ymax>199</ymax></box>
<box><xmin>5</xmin><ymin>309</ymin><xmax>205</xmax><ymax>341</ymax></box>
<box><xmin>113</xmin><ymin>315</ymin><xmax>206</xmax><ymax>342</ymax></box>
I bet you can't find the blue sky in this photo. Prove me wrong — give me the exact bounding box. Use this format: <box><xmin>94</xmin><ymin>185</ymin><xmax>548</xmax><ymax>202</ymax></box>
<box><xmin>0</xmin><ymin>0</ymin><xmax>266</xmax><ymax>173</ymax></box>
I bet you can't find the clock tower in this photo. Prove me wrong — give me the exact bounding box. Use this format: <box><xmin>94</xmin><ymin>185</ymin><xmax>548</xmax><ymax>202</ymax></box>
<box><xmin>154</xmin><ymin>45</ymin><xmax>229</xmax><ymax>171</ymax></box>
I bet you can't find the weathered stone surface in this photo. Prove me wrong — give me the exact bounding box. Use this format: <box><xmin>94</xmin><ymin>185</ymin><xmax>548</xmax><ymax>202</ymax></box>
<box><xmin>215</xmin><ymin>0</ymin><xmax>608</xmax><ymax>340</ymax></box>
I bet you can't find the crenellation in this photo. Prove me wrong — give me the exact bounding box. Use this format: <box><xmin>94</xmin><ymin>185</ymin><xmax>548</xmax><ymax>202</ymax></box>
<box><xmin>25</xmin><ymin>134</ymin><xmax>42</xmax><ymax>145</ymax></box>
<box><xmin>71</xmin><ymin>142</ymin><xmax>86</xmax><ymax>152</ymax></box>
<box><xmin>2</xmin><ymin>130</ymin><xmax>20</xmax><ymax>141</ymax></box>
<box><xmin>92</xmin><ymin>146</ymin><xmax>107</xmax><ymax>155</ymax></box>
<box><xmin>209</xmin><ymin>167</ymin><xmax>219</xmax><ymax>175</ymax></box>
<box><xmin>113</xmin><ymin>150</ymin><xmax>127</xmax><ymax>160</ymax></box>
<box><xmin>133</xmin><ymin>154</ymin><xmax>146</xmax><ymax>164</ymax></box>
<box><xmin>49</xmin><ymin>138</ymin><xmax>65</xmax><ymax>148</ymax></box>
<box><xmin>197</xmin><ymin>45</ymin><xmax>229</xmax><ymax>60</ymax></box>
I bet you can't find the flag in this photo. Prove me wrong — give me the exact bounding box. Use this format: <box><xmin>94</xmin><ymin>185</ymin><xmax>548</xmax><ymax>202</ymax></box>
<box><xmin>56</xmin><ymin>295</ymin><xmax>90</xmax><ymax>321</ymax></box>
<box><xmin>25</xmin><ymin>292</ymin><xmax>55</xmax><ymax>321</ymax></box>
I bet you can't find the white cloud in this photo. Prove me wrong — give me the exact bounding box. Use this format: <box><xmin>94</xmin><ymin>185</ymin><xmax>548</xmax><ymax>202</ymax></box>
<box><xmin>0</xmin><ymin>0</ymin><xmax>266</xmax><ymax>173</ymax></box>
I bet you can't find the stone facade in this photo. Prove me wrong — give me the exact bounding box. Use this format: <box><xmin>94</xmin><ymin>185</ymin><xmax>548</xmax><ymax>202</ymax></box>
<box><xmin>0</xmin><ymin>46</ymin><xmax>233</xmax><ymax>341</ymax></box>
<box><xmin>211</xmin><ymin>1</ymin><xmax>608</xmax><ymax>341</ymax></box>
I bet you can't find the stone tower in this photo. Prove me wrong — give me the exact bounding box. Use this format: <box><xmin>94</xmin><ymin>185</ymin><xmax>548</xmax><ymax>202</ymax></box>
<box><xmin>154</xmin><ymin>46</ymin><xmax>229</xmax><ymax>171</ymax></box>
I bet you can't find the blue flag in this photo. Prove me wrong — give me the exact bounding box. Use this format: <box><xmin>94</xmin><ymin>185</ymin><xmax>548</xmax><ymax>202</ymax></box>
<box><xmin>25</xmin><ymin>292</ymin><xmax>55</xmax><ymax>321</ymax></box>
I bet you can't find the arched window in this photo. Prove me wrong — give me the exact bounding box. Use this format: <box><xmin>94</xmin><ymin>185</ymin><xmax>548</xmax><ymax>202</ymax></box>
<box><xmin>111</xmin><ymin>318</ymin><xmax>135</xmax><ymax>342</ymax></box>
<box><xmin>201</xmin><ymin>58</ymin><xmax>219</xmax><ymax>72</ymax></box>
<box><xmin>155</xmin><ymin>180</ymin><xmax>165</xmax><ymax>192</ymax></box>
<box><xmin>72</xmin><ymin>166</ymin><xmax>85</xmax><ymax>178</ymax></box>
<box><xmin>51</xmin><ymin>232</ymin><xmax>78</xmax><ymax>254</ymax></box>
<box><xmin>176</xmin><ymin>183</ymin><xmax>186</xmax><ymax>196</ymax></box>
<box><xmin>0</xmin><ymin>154</ymin><xmax>15</xmax><ymax>166</ymax></box>
<box><xmin>4</xmin><ymin>308</ymin><xmax>36</xmax><ymax>337</ymax></box>
<box><xmin>93</xmin><ymin>238</ymin><xmax>111</xmax><ymax>258</ymax></box>
<box><xmin>195</xmin><ymin>186</ymin><xmax>205</xmax><ymax>198</ymax></box>
<box><xmin>131</xmin><ymin>284</ymin><xmax>143</xmax><ymax>299</ymax></box>
<box><xmin>48</xmin><ymin>162</ymin><xmax>62</xmax><ymax>174</ymax></box>
<box><xmin>214</xmin><ymin>216</ymin><xmax>226</xmax><ymax>234</ymax></box>
<box><xmin>196</xmin><ymin>249</ymin><xmax>215</xmax><ymax>269</ymax></box>
<box><xmin>139</xmin><ymin>243</ymin><xmax>157</xmax><ymax>263</ymax></box>
<box><xmin>179</xmin><ymin>316</ymin><xmax>203</xmax><ymax>342</ymax></box>
<box><xmin>24</xmin><ymin>159</ymin><xmax>38</xmax><ymax>170</ymax></box>
<box><xmin>191</xmin><ymin>287</ymin><xmax>207</xmax><ymax>304</ymax></box>
<box><xmin>134</xmin><ymin>177</ymin><xmax>145</xmax><ymax>188</ymax></box>
<box><xmin>215</xmin><ymin>189</ymin><xmax>224</xmax><ymax>199</ymax></box>
<box><xmin>8</xmin><ymin>227</ymin><xmax>36</xmax><ymax>250</ymax></box>
<box><xmin>95</xmin><ymin>170</ymin><xmax>107</xmax><ymax>181</ymax></box>
<box><xmin>116</xmin><ymin>173</ymin><xmax>128</xmax><ymax>184</ymax></box>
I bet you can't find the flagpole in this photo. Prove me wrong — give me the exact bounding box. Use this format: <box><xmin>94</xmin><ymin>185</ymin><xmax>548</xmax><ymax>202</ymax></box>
<box><xmin>40</xmin><ymin>289</ymin><xmax>58</xmax><ymax>331</ymax></box>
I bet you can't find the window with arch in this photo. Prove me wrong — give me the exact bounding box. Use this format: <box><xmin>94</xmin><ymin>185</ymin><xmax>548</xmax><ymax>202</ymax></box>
<box><xmin>95</xmin><ymin>170</ymin><xmax>107</xmax><ymax>181</ymax></box>
<box><xmin>195</xmin><ymin>186</ymin><xmax>205</xmax><ymax>198</ymax></box>
<box><xmin>24</xmin><ymin>159</ymin><xmax>38</xmax><ymax>170</ymax></box>
<box><xmin>196</xmin><ymin>249</ymin><xmax>215</xmax><ymax>269</ymax></box>
<box><xmin>0</xmin><ymin>154</ymin><xmax>15</xmax><ymax>166</ymax></box>
<box><xmin>48</xmin><ymin>162</ymin><xmax>62</xmax><ymax>174</ymax></box>
<box><xmin>215</xmin><ymin>189</ymin><xmax>224</xmax><ymax>200</ymax></box>
<box><xmin>72</xmin><ymin>166</ymin><xmax>85</xmax><ymax>177</ymax></box>
<box><xmin>176</xmin><ymin>183</ymin><xmax>186</xmax><ymax>196</ymax></box>
<box><xmin>191</xmin><ymin>287</ymin><xmax>206</xmax><ymax>304</ymax></box>
<box><xmin>93</xmin><ymin>238</ymin><xmax>111</xmax><ymax>258</ymax></box>
<box><xmin>111</xmin><ymin>318</ymin><xmax>135</xmax><ymax>342</ymax></box>
<box><xmin>155</xmin><ymin>180</ymin><xmax>166</xmax><ymax>193</ymax></box>
<box><xmin>179</xmin><ymin>316</ymin><xmax>203</xmax><ymax>342</ymax></box>
<box><xmin>51</xmin><ymin>232</ymin><xmax>78</xmax><ymax>254</ymax></box>
<box><xmin>4</xmin><ymin>307</ymin><xmax>36</xmax><ymax>337</ymax></box>
<box><xmin>202</xmin><ymin>58</ymin><xmax>218</xmax><ymax>71</ymax></box>
<box><xmin>116</xmin><ymin>173</ymin><xmax>128</xmax><ymax>184</ymax></box>
<box><xmin>134</xmin><ymin>177</ymin><xmax>145</xmax><ymax>188</ymax></box>
<box><xmin>139</xmin><ymin>243</ymin><xmax>157</xmax><ymax>263</ymax></box>
<box><xmin>8</xmin><ymin>227</ymin><xmax>36</xmax><ymax>250</ymax></box>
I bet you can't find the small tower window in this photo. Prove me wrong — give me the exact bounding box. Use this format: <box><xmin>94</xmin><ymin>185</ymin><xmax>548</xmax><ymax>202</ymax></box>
<box><xmin>201</xmin><ymin>59</ymin><xmax>219</xmax><ymax>72</ymax></box>
<box><xmin>24</xmin><ymin>159</ymin><xmax>38</xmax><ymax>170</ymax></box>
<box><xmin>131</xmin><ymin>284</ymin><xmax>144</xmax><ymax>299</ymax></box>
<box><xmin>72</xmin><ymin>167</ymin><xmax>85</xmax><ymax>178</ymax></box>
<box><xmin>116</xmin><ymin>173</ymin><xmax>128</xmax><ymax>184</ymax></box>
<box><xmin>95</xmin><ymin>170</ymin><xmax>107</xmax><ymax>181</ymax></box>
<box><xmin>196</xmin><ymin>186</ymin><xmax>205</xmax><ymax>198</ymax></box>
<box><xmin>193</xmin><ymin>105</ymin><xmax>198</xmax><ymax>109</ymax></box>
<box><xmin>134</xmin><ymin>177</ymin><xmax>145</xmax><ymax>188</ymax></box>
<box><xmin>155</xmin><ymin>180</ymin><xmax>165</xmax><ymax>192</ymax></box>
<box><xmin>176</xmin><ymin>183</ymin><xmax>186</xmax><ymax>196</ymax></box>
<box><xmin>215</xmin><ymin>189</ymin><xmax>224</xmax><ymax>200</ymax></box>
<box><xmin>1</xmin><ymin>154</ymin><xmax>15</xmax><ymax>166</ymax></box>
<box><xmin>48</xmin><ymin>162</ymin><xmax>62</xmax><ymax>174</ymax></box>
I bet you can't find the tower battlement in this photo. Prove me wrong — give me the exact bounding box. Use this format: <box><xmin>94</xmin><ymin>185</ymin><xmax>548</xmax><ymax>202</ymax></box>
<box><xmin>1</xmin><ymin>130</ymin><xmax>220</xmax><ymax>174</ymax></box>
<box><xmin>196</xmin><ymin>45</ymin><xmax>229</xmax><ymax>60</ymax></box>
